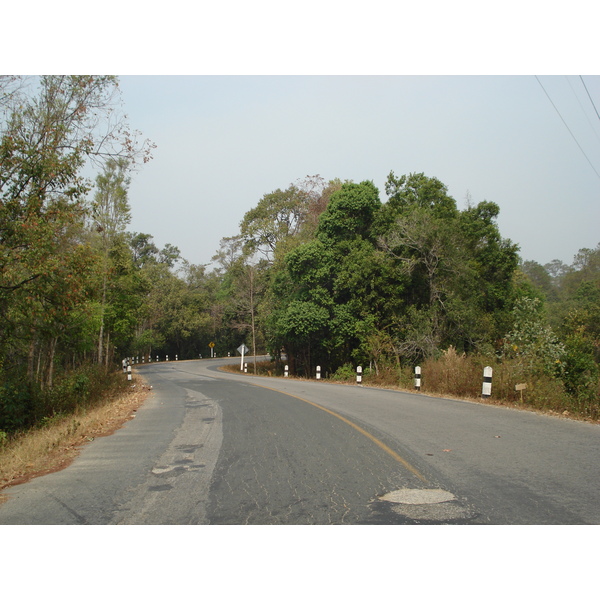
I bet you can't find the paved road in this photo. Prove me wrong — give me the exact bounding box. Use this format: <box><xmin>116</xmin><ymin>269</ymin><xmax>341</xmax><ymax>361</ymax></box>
<box><xmin>1</xmin><ymin>357</ymin><xmax>598</xmax><ymax>524</ymax></box>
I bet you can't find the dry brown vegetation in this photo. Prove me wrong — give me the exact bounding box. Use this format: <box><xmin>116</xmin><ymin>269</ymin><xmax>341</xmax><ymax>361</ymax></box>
<box><xmin>0</xmin><ymin>375</ymin><xmax>150</xmax><ymax>496</ymax></box>
<box><xmin>220</xmin><ymin>353</ymin><xmax>600</xmax><ymax>423</ymax></box>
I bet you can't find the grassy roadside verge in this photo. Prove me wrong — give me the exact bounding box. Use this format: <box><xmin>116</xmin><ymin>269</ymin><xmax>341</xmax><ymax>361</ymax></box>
<box><xmin>0</xmin><ymin>374</ymin><xmax>150</xmax><ymax>498</ymax></box>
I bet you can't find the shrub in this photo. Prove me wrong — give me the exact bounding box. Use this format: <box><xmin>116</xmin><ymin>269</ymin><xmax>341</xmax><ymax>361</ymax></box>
<box><xmin>421</xmin><ymin>346</ymin><xmax>482</xmax><ymax>398</ymax></box>
<box><xmin>0</xmin><ymin>380</ymin><xmax>35</xmax><ymax>432</ymax></box>
<box><xmin>331</xmin><ymin>363</ymin><xmax>357</xmax><ymax>382</ymax></box>
<box><xmin>0</xmin><ymin>364</ymin><xmax>129</xmax><ymax>434</ymax></box>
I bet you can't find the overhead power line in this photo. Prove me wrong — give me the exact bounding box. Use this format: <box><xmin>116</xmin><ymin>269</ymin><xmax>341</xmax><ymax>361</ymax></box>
<box><xmin>565</xmin><ymin>76</ymin><xmax>600</xmax><ymax>146</ymax></box>
<box><xmin>579</xmin><ymin>75</ymin><xmax>600</xmax><ymax>123</ymax></box>
<box><xmin>535</xmin><ymin>75</ymin><xmax>600</xmax><ymax>181</ymax></box>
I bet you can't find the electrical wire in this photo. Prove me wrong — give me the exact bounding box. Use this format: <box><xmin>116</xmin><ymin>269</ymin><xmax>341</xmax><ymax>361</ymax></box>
<box><xmin>535</xmin><ymin>75</ymin><xmax>600</xmax><ymax>181</ymax></box>
<box><xmin>565</xmin><ymin>76</ymin><xmax>600</xmax><ymax>146</ymax></box>
<box><xmin>579</xmin><ymin>75</ymin><xmax>600</xmax><ymax>123</ymax></box>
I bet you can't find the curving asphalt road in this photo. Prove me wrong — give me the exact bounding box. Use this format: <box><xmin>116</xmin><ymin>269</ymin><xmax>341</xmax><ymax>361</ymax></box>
<box><xmin>1</xmin><ymin>357</ymin><xmax>598</xmax><ymax>524</ymax></box>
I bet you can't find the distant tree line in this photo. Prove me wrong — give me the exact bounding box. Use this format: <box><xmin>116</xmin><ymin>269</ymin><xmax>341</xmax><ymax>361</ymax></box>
<box><xmin>2</xmin><ymin>76</ymin><xmax>598</xmax><ymax>434</ymax></box>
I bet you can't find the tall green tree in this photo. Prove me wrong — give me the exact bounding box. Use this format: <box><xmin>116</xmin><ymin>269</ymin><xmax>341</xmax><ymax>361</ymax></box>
<box><xmin>271</xmin><ymin>181</ymin><xmax>385</xmax><ymax>373</ymax></box>
<box><xmin>89</xmin><ymin>157</ymin><xmax>131</xmax><ymax>365</ymax></box>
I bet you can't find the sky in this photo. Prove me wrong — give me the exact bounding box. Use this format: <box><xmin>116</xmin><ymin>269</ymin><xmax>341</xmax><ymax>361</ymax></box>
<box><xmin>7</xmin><ymin>2</ymin><xmax>599</xmax><ymax>274</ymax></box>
<box><xmin>115</xmin><ymin>74</ymin><xmax>600</xmax><ymax>270</ymax></box>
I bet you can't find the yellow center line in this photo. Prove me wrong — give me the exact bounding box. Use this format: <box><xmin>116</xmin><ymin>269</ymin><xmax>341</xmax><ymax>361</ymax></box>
<box><xmin>247</xmin><ymin>381</ymin><xmax>429</xmax><ymax>484</ymax></box>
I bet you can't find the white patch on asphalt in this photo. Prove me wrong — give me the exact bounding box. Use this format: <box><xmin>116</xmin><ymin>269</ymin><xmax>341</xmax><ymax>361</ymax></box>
<box><xmin>380</xmin><ymin>488</ymin><xmax>456</xmax><ymax>504</ymax></box>
<box><xmin>378</xmin><ymin>488</ymin><xmax>474</xmax><ymax>521</ymax></box>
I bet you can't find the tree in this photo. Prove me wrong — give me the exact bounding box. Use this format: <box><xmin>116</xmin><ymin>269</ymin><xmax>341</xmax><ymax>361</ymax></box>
<box><xmin>1</xmin><ymin>75</ymin><xmax>152</xmax><ymax>330</ymax></box>
<box><xmin>1</xmin><ymin>77</ymin><xmax>148</xmax><ymax>378</ymax></box>
<box><xmin>229</xmin><ymin>262</ymin><xmax>267</xmax><ymax>372</ymax></box>
<box><xmin>239</xmin><ymin>176</ymin><xmax>342</xmax><ymax>263</ymax></box>
<box><xmin>383</xmin><ymin>171</ymin><xmax>458</xmax><ymax>221</ymax></box>
<box><xmin>240</xmin><ymin>185</ymin><xmax>306</xmax><ymax>261</ymax></box>
<box><xmin>89</xmin><ymin>157</ymin><xmax>132</xmax><ymax>365</ymax></box>
<box><xmin>521</xmin><ymin>260</ymin><xmax>557</xmax><ymax>301</ymax></box>
<box><xmin>379</xmin><ymin>206</ymin><xmax>464</xmax><ymax>357</ymax></box>
<box><xmin>0</xmin><ymin>76</ymin><xmax>154</xmax><ymax>430</ymax></box>
<box><xmin>128</xmin><ymin>232</ymin><xmax>160</xmax><ymax>268</ymax></box>
<box><xmin>317</xmin><ymin>180</ymin><xmax>381</xmax><ymax>243</ymax></box>
<box><xmin>457</xmin><ymin>199</ymin><xmax>520</xmax><ymax>345</ymax></box>
<box><xmin>268</xmin><ymin>181</ymin><xmax>388</xmax><ymax>373</ymax></box>
<box><xmin>503</xmin><ymin>296</ymin><xmax>565</xmax><ymax>377</ymax></box>
<box><xmin>159</xmin><ymin>243</ymin><xmax>181</xmax><ymax>268</ymax></box>
<box><xmin>212</xmin><ymin>235</ymin><xmax>245</xmax><ymax>273</ymax></box>
<box><xmin>276</xmin><ymin>300</ymin><xmax>330</xmax><ymax>375</ymax></box>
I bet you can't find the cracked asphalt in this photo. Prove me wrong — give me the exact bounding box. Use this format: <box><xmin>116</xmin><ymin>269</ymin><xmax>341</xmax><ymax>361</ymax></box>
<box><xmin>1</xmin><ymin>357</ymin><xmax>598</xmax><ymax>525</ymax></box>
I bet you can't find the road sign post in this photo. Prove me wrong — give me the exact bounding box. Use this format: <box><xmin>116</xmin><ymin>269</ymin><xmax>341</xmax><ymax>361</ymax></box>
<box><xmin>237</xmin><ymin>343</ymin><xmax>249</xmax><ymax>370</ymax></box>
<box><xmin>515</xmin><ymin>382</ymin><xmax>527</xmax><ymax>404</ymax></box>
<box><xmin>209</xmin><ymin>341</ymin><xmax>215</xmax><ymax>358</ymax></box>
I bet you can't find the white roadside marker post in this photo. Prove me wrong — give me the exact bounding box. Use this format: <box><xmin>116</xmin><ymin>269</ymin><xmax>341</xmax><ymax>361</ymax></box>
<box><xmin>414</xmin><ymin>366</ymin><xmax>421</xmax><ymax>391</ymax></box>
<box><xmin>482</xmin><ymin>366</ymin><xmax>493</xmax><ymax>398</ymax></box>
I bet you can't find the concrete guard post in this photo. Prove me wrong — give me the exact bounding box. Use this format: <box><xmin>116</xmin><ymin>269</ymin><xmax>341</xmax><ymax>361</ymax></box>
<box><xmin>482</xmin><ymin>366</ymin><xmax>493</xmax><ymax>398</ymax></box>
<box><xmin>414</xmin><ymin>366</ymin><xmax>421</xmax><ymax>391</ymax></box>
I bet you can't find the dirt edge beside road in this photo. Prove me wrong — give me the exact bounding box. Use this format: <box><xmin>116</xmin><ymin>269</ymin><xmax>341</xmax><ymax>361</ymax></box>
<box><xmin>0</xmin><ymin>376</ymin><xmax>151</xmax><ymax>500</ymax></box>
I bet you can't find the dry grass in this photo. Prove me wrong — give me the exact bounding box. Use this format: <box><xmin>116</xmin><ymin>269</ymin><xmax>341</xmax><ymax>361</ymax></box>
<box><xmin>0</xmin><ymin>375</ymin><xmax>150</xmax><ymax>496</ymax></box>
<box><xmin>219</xmin><ymin>354</ymin><xmax>600</xmax><ymax>423</ymax></box>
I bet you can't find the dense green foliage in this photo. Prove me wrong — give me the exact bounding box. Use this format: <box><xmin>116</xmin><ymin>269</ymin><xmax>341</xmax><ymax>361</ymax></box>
<box><xmin>259</xmin><ymin>174</ymin><xmax>522</xmax><ymax>375</ymax></box>
<box><xmin>1</xmin><ymin>77</ymin><xmax>598</xmax><ymax>433</ymax></box>
<box><xmin>233</xmin><ymin>173</ymin><xmax>599</xmax><ymax>417</ymax></box>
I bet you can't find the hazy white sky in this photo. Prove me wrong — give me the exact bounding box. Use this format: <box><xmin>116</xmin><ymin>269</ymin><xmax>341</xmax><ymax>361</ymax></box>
<box><xmin>7</xmin><ymin>2</ymin><xmax>600</xmax><ymax>271</ymax></box>
<box><xmin>117</xmin><ymin>74</ymin><xmax>600</xmax><ymax>269</ymax></box>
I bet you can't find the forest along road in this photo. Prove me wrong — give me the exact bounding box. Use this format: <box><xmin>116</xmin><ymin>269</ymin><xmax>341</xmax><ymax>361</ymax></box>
<box><xmin>1</xmin><ymin>357</ymin><xmax>599</xmax><ymax>524</ymax></box>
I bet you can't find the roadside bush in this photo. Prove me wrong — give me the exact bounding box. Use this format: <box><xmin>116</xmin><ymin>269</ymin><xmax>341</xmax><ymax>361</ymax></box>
<box><xmin>0</xmin><ymin>364</ymin><xmax>129</xmax><ymax>434</ymax></box>
<box><xmin>562</xmin><ymin>335</ymin><xmax>600</xmax><ymax>408</ymax></box>
<box><xmin>331</xmin><ymin>363</ymin><xmax>358</xmax><ymax>382</ymax></box>
<box><xmin>0</xmin><ymin>380</ymin><xmax>35</xmax><ymax>432</ymax></box>
<box><xmin>421</xmin><ymin>346</ymin><xmax>482</xmax><ymax>398</ymax></box>
<box><xmin>360</xmin><ymin>345</ymin><xmax>597</xmax><ymax>419</ymax></box>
